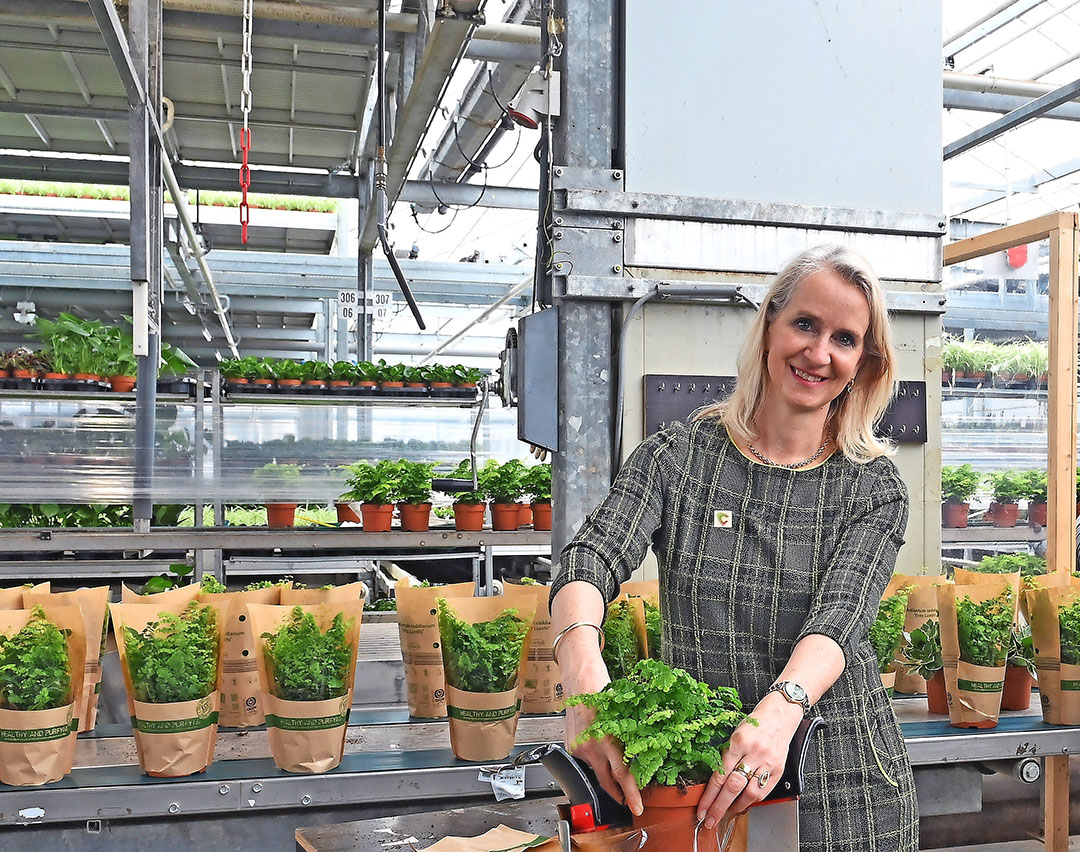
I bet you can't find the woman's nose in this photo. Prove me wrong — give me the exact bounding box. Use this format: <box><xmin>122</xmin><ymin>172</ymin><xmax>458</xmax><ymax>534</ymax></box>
<box><xmin>805</xmin><ymin>338</ymin><xmax>831</xmax><ymax>366</ymax></box>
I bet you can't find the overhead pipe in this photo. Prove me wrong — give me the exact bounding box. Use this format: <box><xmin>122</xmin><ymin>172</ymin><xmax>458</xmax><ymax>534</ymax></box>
<box><xmin>944</xmin><ymin>70</ymin><xmax>1069</xmax><ymax>99</ymax></box>
<box><xmin>958</xmin><ymin>0</ymin><xmax>1080</xmax><ymax>73</ymax></box>
<box><xmin>160</xmin><ymin>154</ymin><xmax>240</xmax><ymax>357</ymax></box>
<box><xmin>944</xmin><ymin>0</ymin><xmax>1032</xmax><ymax>50</ymax></box>
<box><xmin>944</xmin><ymin>0</ymin><xmax>1050</xmax><ymax>58</ymax></box>
<box><xmin>418</xmin><ymin>273</ymin><xmax>531</xmax><ymax>364</ymax></box>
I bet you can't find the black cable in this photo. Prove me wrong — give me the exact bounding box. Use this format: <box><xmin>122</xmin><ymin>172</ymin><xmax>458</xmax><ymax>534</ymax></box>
<box><xmin>411</xmin><ymin>206</ymin><xmax>460</xmax><ymax>235</ymax></box>
<box><xmin>428</xmin><ymin>162</ymin><xmax>489</xmax><ymax>211</ymax></box>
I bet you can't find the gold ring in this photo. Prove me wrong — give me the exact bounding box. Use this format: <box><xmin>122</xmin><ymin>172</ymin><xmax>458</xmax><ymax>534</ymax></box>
<box><xmin>756</xmin><ymin>770</ymin><xmax>771</xmax><ymax>788</ymax></box>
<box><xmin>732</xmin><ymin>762</ymin><xmax>754</xmax><ymax>781</ymax></box>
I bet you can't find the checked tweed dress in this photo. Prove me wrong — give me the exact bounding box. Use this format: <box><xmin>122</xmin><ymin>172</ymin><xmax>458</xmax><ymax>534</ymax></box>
<box><xmin>552</xmin><ymin>418</ymin><xmax>918</xmax><ymax>852</ymax></box>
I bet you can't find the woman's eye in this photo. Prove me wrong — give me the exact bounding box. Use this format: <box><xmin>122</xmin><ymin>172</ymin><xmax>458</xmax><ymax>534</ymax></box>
<box><xmin>794</xmin><ymin>318</ymin><xmax>812</xmax><ymax>331</ymax></box>
<box><xmin>836</xmin><ymin>333</ymin><xmax>855</xmax><ymax>347</ymax></box>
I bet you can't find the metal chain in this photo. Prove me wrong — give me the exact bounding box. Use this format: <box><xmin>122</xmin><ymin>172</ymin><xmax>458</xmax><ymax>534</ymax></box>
<box><xmin>238</xmin><ymin>0</ymin><xmax>254</xmax><ymax>243</ymax></box>
<box><xmin>747</xmin><ymin>439</ymin><xmax>830</xmax><ymax>470</ymax></box>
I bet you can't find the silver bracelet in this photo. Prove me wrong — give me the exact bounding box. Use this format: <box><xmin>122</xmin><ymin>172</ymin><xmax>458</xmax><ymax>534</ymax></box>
<box><xmin>551</xmin><ymin>621</ymin><xmax>605</xmax><ymax>666</ymax></box>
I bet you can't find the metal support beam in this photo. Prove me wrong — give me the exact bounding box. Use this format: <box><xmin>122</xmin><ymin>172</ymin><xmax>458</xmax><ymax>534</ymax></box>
<box><xmin>360</xmin><ymin>15</ymin><xmax>476</xmax><ymax>251</ymax></box>
<box><xmin>943</xmin><ymin>0</ymin><xmax>1047</xmax><ymax>58</ymax></box>
<box><xmin>943</xmin><ymin>88</ymin><xmax>1080</xmax><ymax>122</ymax></box>
<box><xmin>944</xmin><ymin>76</ymin><xmax>1080</xmax><ymax>160</ymax></box>
<box><xmin>549</xmin><ymin>0</ymin><xmax>620</xmax><ymax>557</ymax></box>
<box><xmin>85</xmin><ymin>0</ymin><xmax>147</xmax><ymax>106</ymax></box>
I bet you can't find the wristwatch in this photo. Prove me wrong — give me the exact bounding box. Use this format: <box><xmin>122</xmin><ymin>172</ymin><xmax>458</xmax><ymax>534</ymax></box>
<box><xmin>766</xmin><ymin>680</ymin><xmax>812</xmax><ymax>714</ymax></box>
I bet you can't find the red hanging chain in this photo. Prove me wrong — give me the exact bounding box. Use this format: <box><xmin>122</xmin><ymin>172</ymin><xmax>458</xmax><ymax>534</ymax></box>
<box><xmin>238</xmin><ymin>0</ymin><xmax>254</xmax><ymax>243</ymax></box>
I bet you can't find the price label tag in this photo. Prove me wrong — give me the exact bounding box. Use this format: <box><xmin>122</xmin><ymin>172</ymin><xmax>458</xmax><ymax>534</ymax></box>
<box><xmin>478</xmin><ymin>765</ymin><xmax>526</xmax><ymax>801</ymax></box>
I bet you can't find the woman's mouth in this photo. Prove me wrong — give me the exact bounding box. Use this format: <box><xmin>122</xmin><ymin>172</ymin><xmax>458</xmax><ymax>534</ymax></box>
<box><xmin>790</xmin><ymin>366</ymin><xmax>826</xmax><ymax>385</ymax></box>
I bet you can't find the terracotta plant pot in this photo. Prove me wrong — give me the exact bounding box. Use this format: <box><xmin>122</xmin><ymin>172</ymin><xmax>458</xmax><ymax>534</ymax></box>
<box><xmin>881</xmin><ymin>670</ymin><xmax>896</xmax><ymax>697</ymax></box>
<box><xmin>453</xmin><ymin>502</ymin><xmax>485</xmax><ymax>531</ymax></box>
<box><xmin>303</xmin><ymin>380</ymin><xmax>326</xmax><ymax>388</ymax></box>
<box><xmin>1001</xmin><ymin>666</ymin><xmax>1033</xmax><ymax>711</ymax></box>
<box><xmin>329</xmin><ymin>380</ymin><xmax>351</xmax><ymax>388</ymax></box>
<box><xmin>277</xmin><ymin>379</ymin><xmax>302</xmax><ymax>388</ymax></box>
<box><xmin>926</xmin><ymin>669</ymin><xmax>948</xmax><ymax>715</ymax></box>
<box><xmin>357</xmin><ymin>381</ymin><xmax>377</xmax><ymax>388</ymax></box>
<box><xmin>109</xmin><ymin>375</ymin><xmax>136</xmax><ymax>392</ymax></box>
<box><xmin>265</xmin><ymin>503</ymin><xmax>297</xmax><ymax>528</ymax></box>
<box><xmin>531</xmin><ymin>501</ymin><xmax>552</xmax><ymax>531</ymax></box>
<box><xmin>430</xmin><ymin>382</ymin><xmax>453</xmax><ymax>389</ymax></box>
<box><xmin>335</xmin><ymin>502</ymin><xmax>361</xmax><ymax>524</ymax></box>
<box><xmin>407</xmin><ymin>382</ymin><xmax>427</xmax><ymax>389</ymax></box>
<box><xmin>969</xmin><ymin>371</ymin><xmax>988</xmax><ymax>382</ymax></box>
<box><xmin>254</xmin><ymin>379</ymin><xmax>274</xmax><ymax>387</ymax></box>
<box><xmin>225</xmin><ymin>377</ymin><xmax>248</xmax><ymax>386</ymax></box>
<box><xmin>398</xmin><ymin>502</ymin><xmax>431</xmax><ymax>532</ymax></box>
<box><xmin>633</xmin><ymin>783</ymin><xmax>724</xmax><ymax>850</ymax></box>
<box><xmin>517</xmin><ymin>503</ymin><xmax>532</xmax><ymax>528</ymax></box>
<box><xmin>490</xmin><ymin>502</ymin><xmax>520</xmax><ymax>531</ymax></box>
<box><xmin>991</xmin><ymin>501</ymin><xmax>1019</xmax><ymax>528</ymax></box>
<box><xmin>941</xmin><ymin>501</ymin><xmax>969</xmax><ymax>529</ymax></box>
<box><xmin>12</xmin><ymin>370</ymin><xmax>33</xmax><ymax>379</ymax></box>
<box><xmin>74</xmin><ymin>373</ymin><xmax>101</xmax><ymax>381</ymax></box>
<box><xmin>360</xmin><ymin>503</ymin><xmax>394</xmax><ymax>532</ymax></box>
<box><xmin>380</xmin><ymin>381</ymin><xmax>404</xmax><ymax>389</ymax></box>
<box><xmin>44</xmin><ymin>372</ymin><xmax>70</xmax><ymax>380</ymax></box>
<box><xmin>1028</xmin><ymin>501</ymin><xmax>1047</xmax><ymax>528</ymax></box>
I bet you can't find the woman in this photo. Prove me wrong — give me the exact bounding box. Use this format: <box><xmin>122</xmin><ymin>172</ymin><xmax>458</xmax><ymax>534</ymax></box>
<box><xmin>550</xmin><ymin>245</ymin><xmax>917</xmax><ymax>852</ymax></box>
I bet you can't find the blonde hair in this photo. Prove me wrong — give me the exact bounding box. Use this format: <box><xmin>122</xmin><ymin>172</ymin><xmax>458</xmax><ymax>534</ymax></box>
<box><xmin>694</xmin><ymin>244</ymin><xmax>897</xmax><ymax>463</ymax></box>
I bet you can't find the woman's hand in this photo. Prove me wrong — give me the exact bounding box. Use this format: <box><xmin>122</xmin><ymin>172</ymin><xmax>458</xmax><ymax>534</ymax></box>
<box><xmin>695</xmin><ymin>693</ymin><xmax>804</xmax><ymax>829</ymax></box>
<box><xmin>565</xmin><ymin>700</ymin><xmax>643</xmax><ymax>816</ymax></box>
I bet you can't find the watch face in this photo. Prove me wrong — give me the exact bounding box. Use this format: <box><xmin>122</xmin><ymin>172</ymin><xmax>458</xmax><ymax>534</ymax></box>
<box><xmin>785</xmin><ymin>683</ymin><xmax>807</xmax><ymax>703</ymax></box>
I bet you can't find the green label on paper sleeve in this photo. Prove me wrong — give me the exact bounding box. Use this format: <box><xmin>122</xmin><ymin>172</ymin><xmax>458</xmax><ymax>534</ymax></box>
<box><xmin>265</xmin><ymin>711</ymin><xmax>348</xmax><ymax>731</ymax></box>
<box><xmin>132</xmin><ymin>713</ymin><xmax>219</xmax><ymax>734</ymax></box>
<box><xmin>1060</xmin><ymin>680</ymin><xmax>1080</xmax><ymax>691</ymax></box>
<box><xmin>957</xmin><ymin>679</ymin><xmax>1003</xmax><ymax>693</ymax></box>
<box><xmin>447</xmin><ymin>702</ymin><xmax>520</xmax><ymax>722</ymax></box>
<box><xmin>0</xmin><ymin>720</ymin><xmax>77</xmax><ymax>743</ymax></box>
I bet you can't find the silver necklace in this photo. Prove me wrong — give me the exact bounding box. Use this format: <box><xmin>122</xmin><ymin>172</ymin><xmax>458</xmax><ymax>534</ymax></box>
<box><xmin>747</xmin><ymin>439</ymin><xmax>829</xmax><ymax>469</ymax></box>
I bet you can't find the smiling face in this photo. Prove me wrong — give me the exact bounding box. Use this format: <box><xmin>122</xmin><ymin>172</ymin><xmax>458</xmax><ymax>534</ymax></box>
<box><xmin>762</xmin><ymin>268</ymin><xmax>871</xmax><ymax>416</ymax></box>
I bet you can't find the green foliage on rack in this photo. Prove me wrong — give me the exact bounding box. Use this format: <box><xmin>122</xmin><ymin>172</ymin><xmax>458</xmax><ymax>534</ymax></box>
<box><xmin>374</xmin><ymin>359</ymin><xmax>407</xmax><ymax>384</ymax></box>
<box><xmin>242</xmin><ymin>579</ymin><xmax>292</xmax><ymax>591</ymax></box>
<box><xmin>521</xmin><ymin>464</ymin><xmax>552</xmax><ymax>502</ymax></box>
<box><xmin>124</xmin><ymin>602</ymin><xmax>219</xmax><ymax>703</ymax></box>
<box><xmin>271</xmin><ymin>359</ymin><xmax>306</xmax><ymax>381</ymax></box>
<box><xmin>567</xmin><ymin>658</ymin><xmax>748</xmax><ymax>788</ymax></box>
<box><xmin>976</xmin><ymin>552</ymin><xmax>1048</xmax><ymax>577</ymax></box>
<box><xmin>252</xmin><ymin>462</ymin><xmax>303</xmax><ymax>484</ymax></box>
<box><xmin>262</xmin><ymin>606</ymin><xmax>354</xmax><ymax>701</ymax></box>
<box><xmin>300</xmin><ymin>360</ymin><xmax>331</xmax><ymax>382</ymax></box>
<box><xmin>986</xmin><ymin>470</ymin><xmax>1027</xmax><ymax>504</ymax></box>
<box><xmin>141</xmin><ymin>563</ymin><xmax>194</xmax><ymax>595</ymax></box>
<box><xmin>0</xmin><ymin>503</ymin><xmax>134</xmax><ymax>528</ymax></box>
<box><xmin>957</xmin><ymin>589</ymin><xmax>1013</xmax><ymax>667</ymax></box>
<box><xmin>0</xmin><ymin>606</ymin><xmax>72</xmax><ymax>711</ymax></box>
<box><xmin>869</xmin><ymin>589</ymin><xmax>911</xmax><ymax>674</ymax></box>
<box><xmin>436</xmin><ymin>598</ymin><xmax>530</xmax><ymax>693</ymax></box>
<box><xmin>395</xmin><ymin>459</ymin><xmax>436</xmax><ymax>504</ymax></box>
<box><xmin>1021</xmin><ymin>469</ymin><xmax>1048</xmax><ymax>503</ymax></box>
<box><xmin>941</xmin><ymin>464</ymin><xmax>981</xmax><ymax>503</ymax></box>
<box><xmin>364</xmin><ymin>597</ymin><xmax>398</xmax><ymax>612</ymax></box>
<box><xmin>902</xmin><ymin>618</ymin><xmax>943</xmax><ymax>680</ymax></box>
<box><xmin>199</xmin><ymin>573</ymin><xmax>227</xmax><ymax>594</ymax></box>
<box><xmin>644</xmin><ymin>599</ymin><xmax>662</xmax><ymax>660</ymax></box>
<box><xmin>1060</xmin><ymin>597</ymin><xmax>1080</xmax><ymax>666</ymax></box>
<box><xmin>602</xmin><ymin>599</ymin><xmax>640</xmax><ymax>681</ymax></box>
<box><xmin>1007</xmin><ymin>624</ymin><xmax>1037</xmax><ymax>675</ymax></box>
<box><xmin>328</xmin><ymin>361</ymin><xmax>357</xmax><ymax>382</ymax></box>
<box><xmin>339</xmin><ymin>459</ymin><xmax>402</xmax><ymax>505</ymax></box>
<box><xmin>479</xmin><ymin>458</ymin><xmax>526</xmax><ymax>504</ymax></box>
<box><xmin>439</xmin><ymin>459</ymin><xmax>485</xmax><ymax>504</ymax></box>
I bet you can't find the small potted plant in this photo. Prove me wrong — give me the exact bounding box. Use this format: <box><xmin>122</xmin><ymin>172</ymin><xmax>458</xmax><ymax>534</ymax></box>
<box><xmin>253</xmin><ymin>462</ymin><xmax>303</xmax><ymax>528</ymax></box>
<box><xmin>952</xmin><ymin>587</ymin><xmax>1014</xmax><ymax>728</ymax></box>
<box><xmin>1023</xmin><ymin>469</ymin><xmax>1048</xmax><ymax>528</ymax></box>
<box><xmin>426</xmin><ymin>364</ymin><xmax>455</xmax><ymax>392</ymax></box>
<box><xmin>941</xmin><ymin>464</ymin><xmax>979</xmax><ymax>528</ymax></box>
<box><xmin>273</xmin><ymin>359</ymin><xmax>305</xmax><ymax>390</ymax></box>
<box><xmin>300</xmin><ymin>360</ymin><xmax>330</xmax><ymax>390</ymax></box>
<box><xmin>942</xmin><ymin>340</ymin><xmax>964</xmax><ymax>383</ymax></box>
<box><xmin>568</xmin><ymin>658</ymin><xmax>748</xmax><ymax>843</ymax></box>
<box><xmin>355</xmin><ymin>361</ymin><xmax>379</xmax><ymax>392</ymax></box>
<box><xmin>521</xmin><ymin>463</ymin><xmax>552</xmax><ymax>531</ymax></box>
<box><xmin>376</xmin><ymin>359</ymin><xmax>406</xmax><ymax>390</ymax></box>
<box><xmin>480</xmin><ymin>459</ymin><xmax>526</xmax><ymax>531</ymax></box>
<box><xmin>440</xmin><ymin>460</ymin><xmax>487</xmax><ymax>530</ymax></box>
<box><xmin>869</xmin><ymin>588</ymin><xmax>911</xmax><ymax>695</ymax></box>
<box><xmin>986</xmin><ymin>470</ymin><xmax>1025</xmax><ymax>528</ymax></box>
<box><xmin>220</xmin><ymin>356</ymin><xmax>258</xmax><ymax>391</ymax></box>
<box><xmin>902</xmin><ymin>619</ymin><xmax>946</xmax><ymax>714</ymax></box>
<box><xmin>251</xmin><ymin>357</ymin><xmax>277</xmax><ymax>391</ymax></box>
<box><xmin>339</xmin><ymin>460</ymin><xmax>400</xmax><ymax>531</ymax></box>
<box><xmin>327</xmin><ymin>361</ymin><xmax>356</xmax><ymax>391</ymax></box>
<box><xmin>396</xmin><ymin>460</ymin><xmax>435</xmax><ymax>532</ymax></box>
<box><xmin>452</xmin><ymin>365</ymin><xmax>484</xmax><ymax>388</ymax></box>
<box><xmin>1002</xmin><ymin>624</ymin><xmax>1036</xmax><ymax>711</ymax></box>
<box><xmin>402</xmin><ymin>366</ymin><xmax>428</xmax><ymax>389</ymax></box>
<box><xmin>100</xmin><ymin>325</ymin><xmax>138</xmax><ymax>392</ymax></box>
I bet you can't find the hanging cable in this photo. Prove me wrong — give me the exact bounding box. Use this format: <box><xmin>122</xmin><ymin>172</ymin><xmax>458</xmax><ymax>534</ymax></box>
<box><xmin>238</xmin><ymin>0</ymin><xmax>254</xmax><ymax>244</ymax></box>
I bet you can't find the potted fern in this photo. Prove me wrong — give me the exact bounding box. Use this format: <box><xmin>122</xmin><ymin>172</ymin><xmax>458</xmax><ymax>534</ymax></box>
<box><xmin>480</xmin><ymin>459</ymin><xmax>526</xmax><ymax>531</ymax></box>
<box><xmin>253</xmin><ymin>463</ymin><xmax>303</xmax><ymax>528</ymax></box>
<box><xmin>1023</xmin><ymin>469</ymin><xmax>1048</xmax><ymax>528</ymax></box>
<box><xmin>340</xmin><ymin>460</ymin><xmax>401</xmax><ymax>531</ymax></box>
<box><xmin>986</xmin><ymin>470</ymin><xmax>1025</xmax><ymax>528</ymax></box>
<box><xmin>568</xmin><ymin>658</ymin><xmax>748</xmax><ymax>844</ymax></box>
<box><xmin>1002</xmin><ymin>624</ymin><xmax>1036</xmax><ymax>711</ymax></box>
<box><xmin>941</xmin><ymin>464</ymin><xmax>979</xmax><ymax>529</ymax></box>
<box><xmin>396</xmin><ymin>460</ymin><xmax>435</xmax><ymax>532</ymax></box>
<box><xmin>521</xmin><ymin>463</ymin><xmax>552</xmax><ymax>531</ymax></box>
<box><xmin>870</xmin><ymin>589</ymin><xmax>911</xmax><ymax>695</ymax></box>
<box><xmin>439</xmin><ymin>459</ymin><xmax>487</xmax><ymax>530</ymax></box>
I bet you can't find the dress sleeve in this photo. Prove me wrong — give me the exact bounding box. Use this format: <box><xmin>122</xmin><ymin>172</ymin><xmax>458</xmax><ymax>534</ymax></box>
<box><xmin>795</xmin><ymin>459</ymin><xmax>909</xmax><ymax>666</ymax></box>
<box><xmin>548</xmin><ymin>428</ymin><xmax>674</xmax><ymax>610</ymax></box>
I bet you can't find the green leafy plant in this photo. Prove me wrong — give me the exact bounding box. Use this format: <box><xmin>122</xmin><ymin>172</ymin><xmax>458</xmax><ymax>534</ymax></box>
<box><xmin>869</xmin><ymin>589</ymin><xmax>911</xmax><ymax>673</ymax></box>
<box><xmin>375</xmin><ymin>359</ymin><xmax>406</xmax><ymax>384</ymax></box>
<box><xmin>300</xmin><ymin>360</ymin><xmax>330</xmax><ymax>382</ymax></box>
<box><xmin>402</xmin><ymin>366</ymin><xmax>426</xmax><ymax>385</ymax></box>
<box><xmin>1007</xmin><ymin>624</ymin><xmax>1037</xmax><ymax>676</ymax></box>
<box><xmin>328</xmin><ymin>361</ymin><xmax>357</xmax><ymax>382</ymax></box>
<box><xmin>261</xmin><ymin>606</ymin><xmax>354</xmax><ymax>701</ymax></box>
<box><xmin>452</xmin><ymin>365</ymin><xmax>484</xmax><ymax>385</ymax></box>
<box><xmin>986</xmin><ymin>470</ymin><xmax>1026</xmax><ymax>504</ymax></box>
<box><xmin>364</xmin><ymin>598</ymin><xmax>398</xmax><ymax>612</ymax></box>
<box><xmin>355</xmin><ymin>361</ymin><xmax>380</xmax><ymax>383</ymax></box>
<box><xmin>976</xmin><ymin>553</ymin><xmax>1048</xmax><ymax>577</ymax></box>
<box><xmin>340</xmin><ymin>459</ymin><xmax>401</xmax><ymax>505</ymax></box>
<box><xmin>441</xmin><ymin>459</ymin><xmax>485</xmax><ymax>504</ymax></box>
<box><xmin>902</xmin><ymin>619</ymin><xmax>943</xmax><ymax>680</ymax></box>
<box><xmin>522</xmin><ymin>464</ymin><xmax>552</xmax><ymax>503</ymax></box>
<box><xmin>643</xmin><ymin>599</ymin><xmax>662</xmax><ymax>660</ymax></box>
<box><xmin>956</xmin><ymin>589</ymin><xmax>1014</xmax><ymax>667</ymax></box>
<box><xmin>159</xmin><ymin>341</ymin><xmax>197</xmax><ymax>377</ymax></box>
<box><xmin>253</xmin><ymin>462</ymin><xmax>303</xmax><ymax>485</ymax></box>
<box><xmin>1060</xmin><ymin>597</ymin><xmax>1080</xmax><ymax>665</ymax></box>
<box><xmin>141</xmin><ymin>563</ymin><xmax>194</xmax><ymax>595</ymax></box>
<box><xmin>272</xmin><ymin>359</ymin><xmax>306</xmax><ymax>381</ymax></box>
<box><xmin>518</xmin><ymin>576</ymin><xmax>540</xmax><ymax>586</ymax></box>
<box><xmin>941</xmin><ymin>464</ymin><xmax>980</xmax><ymax>503</ymax></box>
<box><xmin>479</xmin><ymin>458</ymin><xmax>526</xmax><ymax>504</ymax></box>
<box><xmin>220</xmin><ymin>356</ymin><xmax>259</xmax><ymax>380</ymax></box>
<box><xmin>425</xmin><ymin>364</ymin><xmax>456</xmax><ymax>384</ymax></box>
<box><xmin>1022</xmin><ymin>469</ymin><xmax>1048</xmax><ymax>503</ymax></box>
<box><xmin>199</xmin><ymin>573</ymin><xmax>227</xmax><ymax>594</ymax></box>
<box><xmin>396</xmin><ymin>459</ymin><xmax>435</xmax><ymax>504</ymax></box>
<box><xmin>436</xmin><ymin>599</ymin><xmax>530</xmax><ymax>693</ymax></box>
<box><xmin>123</xmin><ymin>602</ymin><xmax>219</xmax><ymax>703</ymax></box>
<box><xmin>432</xmin><ymin>505</ymin><xmax>455</xmax><ymax>520</ymax></box>
<box><xmin>567</xmin><ymin>658</ymin><xmax>749</xmax><ymax>788</ymax></box>
<box><xmin>602</xmin><ymin>599</ymin><xmax>640</xmax><ymax>680</ymax></box>
<box><xmin>0</xmin><ymin>606</ymin><xmax>72</xmax><ymax>711</ymax></box>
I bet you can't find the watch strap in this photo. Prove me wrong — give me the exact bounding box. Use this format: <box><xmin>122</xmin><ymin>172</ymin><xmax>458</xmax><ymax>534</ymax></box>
<box><xmin>767</xmin><ymin>680</ymin><xmax>811</xmax><ymax>713</ymax></box>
